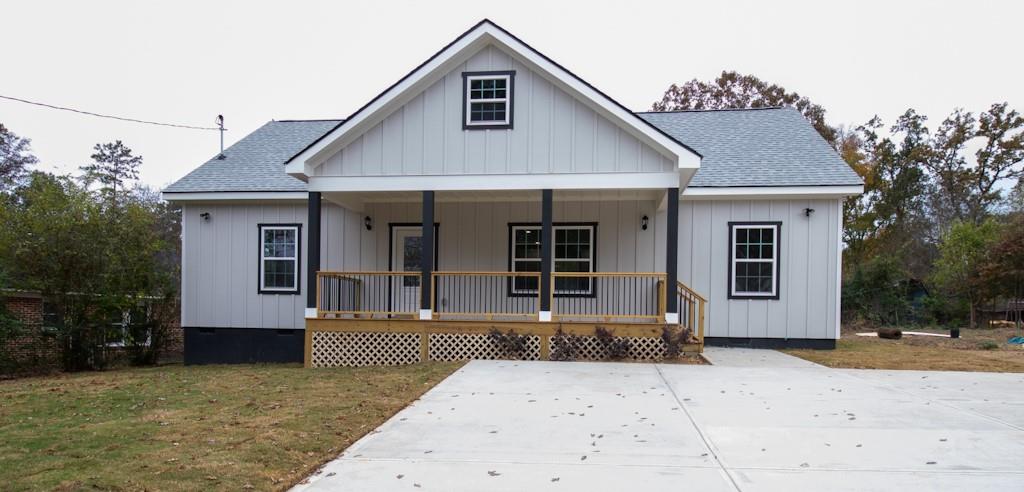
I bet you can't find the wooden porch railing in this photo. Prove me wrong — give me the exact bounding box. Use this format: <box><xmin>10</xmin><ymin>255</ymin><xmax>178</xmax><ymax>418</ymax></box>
<box><xmin>432</xmin><ymin>271</ymin><xmax>541</xmax><ymax>320</ymax></box>
<box><xmin>549</xmin><ymin>272</ymin><xmax>667</xmax><ymax>322</ymax></box>
<box><xmin>316</xmin><ymin>271</ymin><xmax>422</xmax><ymax>318</ymax></box>
<box><xmin>317</xmin><ymin>271</ymin><xmax>706</xmax><ymax>338</ymax></box>
<box><xmin>677</xmin><ymin>281</ymin><xmax>707</xmax><ymax>344</ymax></box>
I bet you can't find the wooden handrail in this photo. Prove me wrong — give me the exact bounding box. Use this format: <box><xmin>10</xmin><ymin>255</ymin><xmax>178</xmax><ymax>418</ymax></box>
<box><xmin>431</xmin><ymin>271</ymin><xmax>541</xmax><ymax>320</ymax></box>
<box><xmin>316</xmin><ymin>271</ymin><xmax>421</xmax><ymax>318</ymax></box>
<box><xmin>432</xmin><ymin>271</ymin><xmax>542</xmax><ymax>277</ymax></box>
<box><xmin>676</xmin><ymin>281</ymin><xmax>707</xmax><ymax>343</ymax></box>
<box><xmin>676</xmin><ymin>281</ymin><xmax>708</xmax><ymax>303</ymax></box>
<box><xmin>318</xmin><ymin>271</ymin><xmax>420</xmax><ymax>276</ymax></box>
<box><xmin>549</xmin><ymin>272</ymin><xmax>667</xmax><ymax>322</ymax></box>
<box><xmin>315</xmin><ymin>271</ymin><xmax>688</xmax><ymax>326</ymax></box>
<box><xmin>551</xmin><ymin>272</ymin><xmax>667</xmax><ymax>277</ymax></box>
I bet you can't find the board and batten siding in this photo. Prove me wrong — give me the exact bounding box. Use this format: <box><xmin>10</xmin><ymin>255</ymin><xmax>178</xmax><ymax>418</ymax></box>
<box><xmin>181</xmin><ymin>201</ymin><xmax>363</xmax><ymax>330</ymax></box>
<box><xmin>181</xmin><ymin>197</ymin><xmax>842</xmax><ymax>340</ymax></box>
<box><xmin>313</xmin><ymin>45</ymin><xmax>674</xmax><ymax>177</ymax></box>
<box><xmin>327</xmin><ymin>199</ymin><xmax>663</xmax><ymax>321</ymax></box>
<box><xmin>181</xmin><ymin>199</ymin><xmax>659</xmax><ymax>329</ymax></box>
<box><xmin>324</xmin><ymin>199</ymin><xmax>660</xmax><ymax>273</ymax></box>
<box><xmin>676</xmin><ymin>198</ymin><xmax>843</xmax><ymax>340</ymax></box>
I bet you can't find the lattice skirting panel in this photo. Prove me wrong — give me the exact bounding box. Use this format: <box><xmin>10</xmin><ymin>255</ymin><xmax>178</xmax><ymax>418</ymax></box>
<box><xmin>429</xmin><ymin>333</ymin><xmax>541</xmax><ymax>361</ymax></box>
<box><xmin>572</xmin><ymin>336</ymin><xmax>667</xmax><ymax>361</ymax></box>
<box><xmin>310</xmin><ymin>331</ymin><xmax>421</xmax><ymax>367</ymax></box>
<box><xmin>309</xmin><ymin>331</ymin><xmax>670</xmax><ymax>367</ymax></box>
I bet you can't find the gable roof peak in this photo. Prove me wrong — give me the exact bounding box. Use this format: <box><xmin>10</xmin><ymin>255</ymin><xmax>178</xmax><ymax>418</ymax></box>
<box><xmin>284</xmin><ymin>19</ymin><xmax>701</xmax><ymax>178</ymax></box>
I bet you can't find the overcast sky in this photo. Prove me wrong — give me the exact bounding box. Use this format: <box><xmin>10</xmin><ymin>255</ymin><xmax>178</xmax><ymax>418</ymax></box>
<box><xmin>2</xmin><ymin>0</ymin><xmax>1020</xmax><ymax>189</ymax></box>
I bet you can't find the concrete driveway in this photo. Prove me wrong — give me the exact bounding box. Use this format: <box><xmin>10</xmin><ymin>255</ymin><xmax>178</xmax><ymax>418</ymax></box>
<box><xmin>294</xmin><ymin>352</ymin><xmax>1024</xmax><ymax>491</ymax></box>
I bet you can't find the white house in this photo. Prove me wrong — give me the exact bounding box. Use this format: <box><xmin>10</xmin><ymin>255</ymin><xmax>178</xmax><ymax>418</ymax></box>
<box><xmin>163</xmin><ymin>20</ymin><xmax>862</xmax><ymax>365</ymax></box>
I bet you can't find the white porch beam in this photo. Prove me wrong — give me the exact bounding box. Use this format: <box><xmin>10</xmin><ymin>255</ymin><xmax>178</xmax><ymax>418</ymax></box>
<box><xmin>307</xmin><ymin>172</ymin><xmax>680</xmax><ymax>193</ymax></box>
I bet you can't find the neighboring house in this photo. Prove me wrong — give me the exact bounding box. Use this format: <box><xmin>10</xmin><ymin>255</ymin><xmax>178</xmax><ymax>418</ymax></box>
<box><xmin>1</xmin><ymin>291</ymin><xmax>184</xmax><ymax>372</ymax></box>
<box><xmin>2</xmin><ymin>292</ymin><xmax>61</xmax><ymax>371</ymax></box>
<box><xmin>163</xmin><ymin>20</ymin><xmax>862</xmax><ymax>365</ymax></box>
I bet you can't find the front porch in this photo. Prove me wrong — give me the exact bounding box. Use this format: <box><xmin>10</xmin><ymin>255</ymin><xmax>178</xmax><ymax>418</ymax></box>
<box><xmin>305</xmin><ymin>273</ymin><xmax>705</xmax><ymax>367</ymax></box>
<box><xmin>302</xmin><ymin>187</ymin><xmax>705</xmax><ymax>366</ymax></box>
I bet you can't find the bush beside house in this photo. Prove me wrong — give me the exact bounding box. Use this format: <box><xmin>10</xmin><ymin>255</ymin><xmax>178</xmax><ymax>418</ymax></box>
<box><xmin>1</xmin><ymin>126</ymin><xmax>182</xmax><ymax>376</ymax></box>
<box><xmin>1</xmin><ymin>292</ymin><xmax>183</xmax><ymax>377</ymax></box>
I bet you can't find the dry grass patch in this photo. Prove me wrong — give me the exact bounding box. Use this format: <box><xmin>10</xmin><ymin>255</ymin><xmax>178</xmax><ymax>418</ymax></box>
<box><xmin>0</xmin><ymin>362</ymin><xmax>461</xmax><ymax>491</ymax></box>
<box><xmin>783</xmin><ymin>325</ymin><xmax>1024</xmax><ymax>372</ymax></box>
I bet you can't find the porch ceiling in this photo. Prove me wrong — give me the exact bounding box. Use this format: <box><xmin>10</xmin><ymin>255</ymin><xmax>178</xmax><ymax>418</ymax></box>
<box><xmin>323</xmin><ymin>188</ymin><xmax>664</xmax><ymax>210</ymax></box>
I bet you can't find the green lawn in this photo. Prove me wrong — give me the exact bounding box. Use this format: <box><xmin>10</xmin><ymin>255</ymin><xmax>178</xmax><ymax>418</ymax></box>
<box><xmin>0</xmin><ymin>362</ymin><xmax>461</xmax><ymax>491</ymax></box>
<box><xmin>784</xmin><ymin>325</ymin><xmax>1024</xmax><ymax>372</ymax></box>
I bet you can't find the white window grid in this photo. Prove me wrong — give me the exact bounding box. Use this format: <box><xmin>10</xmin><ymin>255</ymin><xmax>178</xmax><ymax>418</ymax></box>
<box><xmin>730</xmin><ymin>224</ymin><xmax>779</xmax><ymax>297</ymax></box>
<box><xmin>465</xmin><ymin>74</ymin><xmax>511</xmax><ymax>126</ymax></box>
<box><xmin>260</xmin><ymin>225</ymin><xmax>299</xmax><ymax>292</ymax></box>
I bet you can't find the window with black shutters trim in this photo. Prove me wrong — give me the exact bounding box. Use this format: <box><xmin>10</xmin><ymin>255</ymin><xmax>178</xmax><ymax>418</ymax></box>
<box><xmin>729</xmin><ymin>223</ymin><xmax>780</xmax><ymax>299</ymax></box>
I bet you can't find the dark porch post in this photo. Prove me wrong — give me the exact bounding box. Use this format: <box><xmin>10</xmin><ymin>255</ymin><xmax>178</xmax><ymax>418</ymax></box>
<box><xmin>306</xmin><ymin>191</ymin><xmax>321</xmax><ymax>318</ymax></box>
<box><xmin>420</xmin><ymin>190</ymin><xmax>435</xmax><ymax>319</ymax></box>
<box><xmin>665</xmin><ymin>187</ymin><xmax>679</xmax><ymax>323</ymax></box>
<box><xmin>540</xmin><ymin>189</ymin><xmax>553</xmax><ymax>321</ymax></box>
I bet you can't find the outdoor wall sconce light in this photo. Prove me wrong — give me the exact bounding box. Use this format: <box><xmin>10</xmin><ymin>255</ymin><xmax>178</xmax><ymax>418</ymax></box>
<box><xmin>200</xmin><ymin>212</ymin><xmax>211</xmax><ymax>222</ymax></box>
<box><xmin>641</xmin><ymin>215</ymin><xmax>649</xmax><ymax>230</ymax></box>
<box><xmin>804</xmin><ymin>208</ymin><xmax>815</xmax><ymax>217</ymax></box>
<box><xmin>364</xmin><ymin>216</ymin><xmax>373</xmax><ymax>231</ymax></box>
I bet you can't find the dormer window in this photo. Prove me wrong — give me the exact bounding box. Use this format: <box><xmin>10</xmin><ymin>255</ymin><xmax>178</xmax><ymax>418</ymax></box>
<box><xmin>463</xmin><ymin>71</ymin><xmax>514</xmax><ymax>129</ymax></box>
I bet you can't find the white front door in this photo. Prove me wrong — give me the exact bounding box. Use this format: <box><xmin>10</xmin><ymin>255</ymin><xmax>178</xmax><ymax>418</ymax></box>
<box><xmin>391</xmin><ymin>227</ymin><xmax>425</xmax><ymax>313</ymax></box>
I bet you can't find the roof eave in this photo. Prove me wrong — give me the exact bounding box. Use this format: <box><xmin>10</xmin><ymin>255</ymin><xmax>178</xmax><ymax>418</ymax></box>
<box><xmin>681</xmin><ymin>184</ymin><xmax>864</xmax><ymax>200</ymax></box>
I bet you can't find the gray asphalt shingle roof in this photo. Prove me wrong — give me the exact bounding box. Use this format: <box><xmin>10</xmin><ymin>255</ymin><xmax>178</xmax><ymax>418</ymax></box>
<box><xmin>163</xmin><ymin>107</ymin><xmax>860</xmax><ymax>193</ymax></box>
<box><xmin>639</xmin><ymin>107</ymin><xmax>862</xmax><ymax>187</ymax></box>
<box><xmin>163</xmin><ymin>119</ymin><xmax>341</xmax><ymax>193</ymax></box>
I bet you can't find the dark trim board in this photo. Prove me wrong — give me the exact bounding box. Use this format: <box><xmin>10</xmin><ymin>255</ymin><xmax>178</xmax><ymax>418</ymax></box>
<box><xmin>462</xmin><ymin>70</ymin><xmax>516</xmax><ymax>130</ymax></box>
<box><xmin>387</xmin><ymin>222</ymin><xmax>440</xmax><ymax>314</ymax></box>
<box><xmin>729</xmin><ymin>222</ymin><xmax>782</xmax><ymax>299</ymax></box>
<box><xmin>184</xmin><ymin>327</ymin><xmax>305</xmax><ymax>364</ymax></box>
<box><xmin>387</xmin><ymin>222</ymin><xmax>441</xmax><ymax>271</ymax></box>
<box><xmin>705</xmin><ymin>337</ymin><xmax>836</xmax><ymax>350</ymax></box>
<box><xmin>507</xmin><ymin>221</ymin><xmax>599</xmax><ymax>299</ymax></box>
<box><xmin>257</xmin><ymin>223</ymin><xmax>302</xmax><ymax>295</ymax></box>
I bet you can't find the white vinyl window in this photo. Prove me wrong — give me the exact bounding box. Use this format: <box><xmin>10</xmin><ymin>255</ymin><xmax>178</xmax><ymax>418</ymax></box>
<box><xmin>465</xmin><ymin>73</ymin><xmax>512</xmax><ymax>127</ymax></box>
<box><xmin>260</xmin><ymin>225</ymin><xmax>300</xmax><ymax>294</ymax></box>
<box><xmin>729</xmin><ymin>223</ymin><xmax>780</xmax><ymax>298</ymax></box>
<box><xmin>510</xmin><ymin>224</ymin><xmax>595</xmax><ymax>295</ymax></box>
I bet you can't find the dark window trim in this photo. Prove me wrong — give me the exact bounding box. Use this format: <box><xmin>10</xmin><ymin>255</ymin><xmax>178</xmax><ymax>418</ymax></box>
<box><xmin>258</xmin><ymin>223</ymin><xmax>302</xmax><ymax>295</ymax></box>
<box><xmin>507</xmin><ymin>222</ymin><xmax>598</xmax><ymax>298</ymax></box>
<box><xmin>387</xmin><ymin>222</ymin><xmax>440</xmax><ymax>315</ymax></box>
<box><xmin>462</xmin><ymin>70</ymin><xmax>515</xmax><ymax>130</ymax></box>
<box><xmin>727</xmin><ymin>221</ymin><xmax>782</xmax><ymax>300</ymax></box>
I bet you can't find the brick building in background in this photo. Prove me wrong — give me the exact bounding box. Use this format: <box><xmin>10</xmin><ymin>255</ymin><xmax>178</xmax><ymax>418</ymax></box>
<box><xmin>1</xmin><ymin>292</ymin><xmax>183</xmax><ymax>376</ymax></box>
<box><xmin>2</xmin><ymin>292</ymin><xmax>61</xmax><ymax>374</ymax></box>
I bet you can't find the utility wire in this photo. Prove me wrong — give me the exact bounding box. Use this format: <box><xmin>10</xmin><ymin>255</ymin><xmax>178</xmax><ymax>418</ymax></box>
<box><xmin>0</xmin><ymin>94</ymin><xmax>219</xmax><ymax>131</ymax></box>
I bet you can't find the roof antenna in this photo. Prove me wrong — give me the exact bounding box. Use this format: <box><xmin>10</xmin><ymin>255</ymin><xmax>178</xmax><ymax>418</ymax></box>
<box><xmin>215</xmin><ymin>115</ymin><xmax>227</xmax><ymax>159</ymax></box>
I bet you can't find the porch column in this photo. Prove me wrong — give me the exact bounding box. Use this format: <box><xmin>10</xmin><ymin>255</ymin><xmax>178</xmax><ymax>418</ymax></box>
<box><xmin>539</xmin><ymin>189</ymin><xmax>553</xmax><ymax>321</ymax></box>
<box><xmin>420</xmin><ymin>191</ymin><xmax>435</xmax><ymax>320</ymax></box>
<box><xmin>306</xmin><ymin>191</ymin><xmax>321</xmax><ymax>319</ymax></box>
<box><xmin>665</xmin><ymin>187</ymin><xmax>680</xmax><ymax>324</ymax></box>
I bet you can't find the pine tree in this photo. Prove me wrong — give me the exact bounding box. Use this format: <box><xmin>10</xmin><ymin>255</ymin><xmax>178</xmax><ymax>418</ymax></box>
<box><xmin>80</xmin><ymin>140</ymin><xmax>142</xmax><ymax>208</ymax></box>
